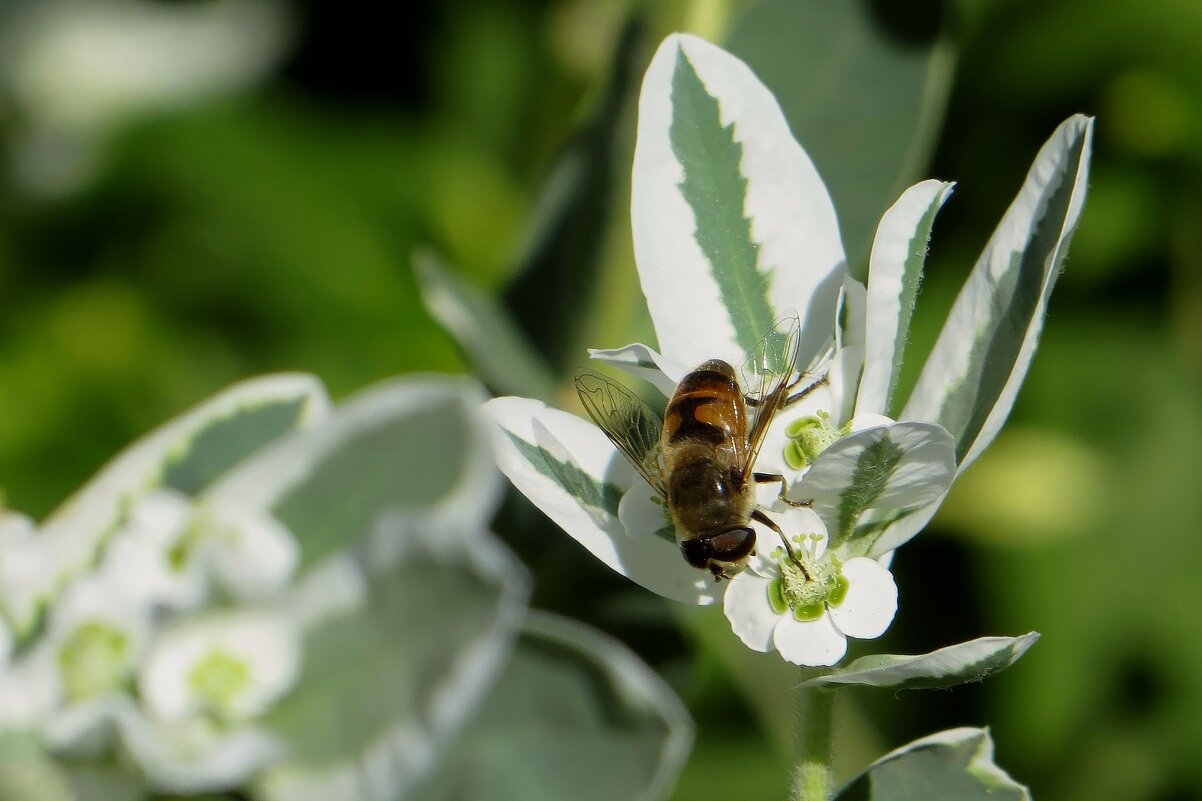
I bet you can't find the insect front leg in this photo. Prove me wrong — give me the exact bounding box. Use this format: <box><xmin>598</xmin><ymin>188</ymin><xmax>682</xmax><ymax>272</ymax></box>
<box><xmin>753</xmin><ymin>472</ymin><xmax>812</xmax><ymax>508</ymax></box>
<box><xmin>751</xmin><ymin>509</ymin><xmax>811</xmax><ymax>580</ymax></box>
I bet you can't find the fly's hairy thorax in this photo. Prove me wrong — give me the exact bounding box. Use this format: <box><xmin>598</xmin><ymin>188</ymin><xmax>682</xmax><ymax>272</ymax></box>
<box><xmin>662</xmin><ymin>360</ymin><xmax>754</xmax><ymax>538</ymax></box>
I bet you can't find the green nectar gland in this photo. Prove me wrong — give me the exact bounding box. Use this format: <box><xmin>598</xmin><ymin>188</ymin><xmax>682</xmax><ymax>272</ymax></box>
<box><xmin>784</xmin><ymin>410</ymin><xmax>852</xmax><ymax>469</ymax></box>
<box><xmin>767</xmin><ymin>534</ymin><xmax>849</xmax><ymax>622</ymax></box>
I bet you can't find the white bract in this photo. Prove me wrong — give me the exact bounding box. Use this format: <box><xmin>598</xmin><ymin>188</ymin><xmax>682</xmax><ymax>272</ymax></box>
<box><xmin>488</xmin><ymin>34</ymin><xmax>1092</xmax><ymax>666</ymax></box>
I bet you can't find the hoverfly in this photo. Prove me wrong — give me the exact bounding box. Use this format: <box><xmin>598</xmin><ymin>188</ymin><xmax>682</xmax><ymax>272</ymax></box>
<box><xmin>576</xmin><ymin>314</ymin><xmax>824</xmax><ymax>581</ymax></box>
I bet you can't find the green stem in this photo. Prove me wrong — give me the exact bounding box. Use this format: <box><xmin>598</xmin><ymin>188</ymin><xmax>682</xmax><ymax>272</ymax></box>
<box><xmin>791</xmin><ymin>683</ymin><xmax>837</xmax><ymax>801</ymax></box>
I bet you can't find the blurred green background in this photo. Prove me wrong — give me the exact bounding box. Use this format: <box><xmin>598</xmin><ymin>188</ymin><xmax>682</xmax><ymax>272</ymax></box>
<box><xmin>1</xmin><ymin>1</ymin><xmax>1199</xmax><ymax>799</ymax></box>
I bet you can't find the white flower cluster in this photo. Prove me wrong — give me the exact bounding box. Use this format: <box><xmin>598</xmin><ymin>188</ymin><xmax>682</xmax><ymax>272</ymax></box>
<box><xmin>0</xmin><ymin>492</ymin><xmax>300</xmax><ymax>792</ymax></box>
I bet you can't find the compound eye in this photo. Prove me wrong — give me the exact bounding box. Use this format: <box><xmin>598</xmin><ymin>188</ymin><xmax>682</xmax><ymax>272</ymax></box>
<box><xmin>680</xmin><ymin>538</ymin><xmax>713</xmax><ymax>569</ymax></box>
<box><xmin>707</xmin><ymin>527</ymin><xmax>756</xmax><ymax>562</ymax></box>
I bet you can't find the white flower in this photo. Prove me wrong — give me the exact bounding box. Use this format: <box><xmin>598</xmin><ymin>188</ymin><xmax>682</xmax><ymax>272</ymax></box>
<box><xmin>0</xmin><ymin>509</ymin><xmax>56</xmax><ymax>636</ymax></box>
<box><xmin>96</xmin><ymin>489</ymin><xmax>207</xmax><ymax>611</ymax></box>
<box><xmin>140</xmin><ymin>609</ymin><xmax>300</xmax><ymax>723</ymax></box>
<box><xmin>723</xmin><ymin>509</ymin><xmax>896</xmax><ymax>666</ymax></box>
<box><xmin>48</xmin><ymin>572</ymin><xmax>152</xmax><ymax>704</ymax></box>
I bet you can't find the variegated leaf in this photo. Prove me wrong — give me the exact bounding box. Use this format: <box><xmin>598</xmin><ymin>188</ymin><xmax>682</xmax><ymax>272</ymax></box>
<box><xmin>414</xmin><ymin>250</ymin><xmax>556</xmax><ymax>402</ymax></box>
<box><xmin>799</xmin><ymin>422</ymin><xmax>955</xmax><ymax>554</ymax></box>
<box><xmin>633</xmin><ymin>33</ymin><xmax>846</xmax><ymax>372</ymax></box>
<box><xmin>484</xmin><ymin>397</ymin><xmax>720</xmax><ymax>605</ymax></box>
<box><xmin>903</xmin><ymin>115</ymin><xmax>1093</xmax><ymax>473</ymax></box>
<box><xmin>409</xmin><ymin>612</ymin><xmax>692</xmax><ymax>801</ymax></box>
<box><xmin>255</xmin><ymin>520</ymin><xmax>528</xmax><ymax>801</ymax></box>
<box><xmin>856</xmin><ymin>180</ymin><xmax>955</xmax><ymax>417</ymax></box>
<box><xmin>800</xmin><ymin>633</ymin><xmax>1039</xmax><ymax>690</ymax></box>
<box><xmin>835</xmin><ymin>728</ymin><xmax>1031</xmax><ymax>801</ymax></box>
<box><xmin>205</xmin><ymin>376</ymin><xmax>501</xmax><ymax>572</ymax></box>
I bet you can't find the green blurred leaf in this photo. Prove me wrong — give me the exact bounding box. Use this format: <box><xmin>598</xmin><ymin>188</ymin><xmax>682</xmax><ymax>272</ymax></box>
<box><xmin>255</xmin><ymin>522</ymin><xmax>529</xmax><ymax>801</ymax></box>
<box><xmin>725</xmin><ymin>0</ymin><xmax>956</xmax><ymax>276</ymax></box>
<box><xmin>65</xmin><ymin>763</ymin><xmax>145</xmax><ymax>801</ymax></box>
<box><xmin>205</xmin><ymin>376</ymin><xmax>502</xmax><ymax>572</ymax></box>
<box><xmin>414</xmin><ymin>251</ymin><xmax>556</xmax><ymax>401</ymax></box>
<box><xmin>502</xmin><ymin>22</ymin><xmax>640</xmax><ymax>371</ymax></box>
<box><xmin>835</xmin><ymin>728</ymin><xmax>1030</xmax><ymax>801</ymax></box>
<box><xmin>410</xmin><ymin>611</ymin><xmax>692</xmax><ymax>801</ymax></box>
<box><xmin>0</xmin><ymin>732</ymin><xmax>73</xmax><ymax>801</ymax></box>
<box><xmin>673</xmin><ymin>604</ymin><xmax>799</xmax><ymax>754</ymax></box>
<box><xmin>800</xmin><ymin>633</ymin><xmax>1039</xmax><ymax>690</ymax></box>
<box><xmin>161</xmin><ymin>394</ymin><xmax>316</xmax><ymax>498</ymax></box>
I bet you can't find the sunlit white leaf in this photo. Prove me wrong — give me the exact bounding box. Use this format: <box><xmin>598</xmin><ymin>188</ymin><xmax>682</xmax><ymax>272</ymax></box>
<box><xmin>633</xmin><ymin>33</ymin><xmax>845</xmax><ymax>371</ymax></box>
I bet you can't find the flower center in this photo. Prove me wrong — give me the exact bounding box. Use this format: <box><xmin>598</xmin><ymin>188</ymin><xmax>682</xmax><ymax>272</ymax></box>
<box><xmin>59</xmin><ymin>620</ymin><xmax>131</xmax><ymax>701</ymax></box>
<box><xmin>783</xmin><ymin>411</ymin><xmax>851</xmax><ymax>469</ymax></box>
<box><xmin>189</xmin><ymin>649</ymin><xmax>253</xmax><ymax>718</ymax></box>
<box><xmin>767</xmin><ymin>534</ymin><xmax>849</xmax><ymax>621</ymax></box>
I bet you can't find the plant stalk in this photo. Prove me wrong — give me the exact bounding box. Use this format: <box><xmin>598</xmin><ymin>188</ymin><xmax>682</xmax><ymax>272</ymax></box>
<box><xmin>791</xmin><ymin>683</ymin><xmax>836</xmax><ymax>801</ymax></box>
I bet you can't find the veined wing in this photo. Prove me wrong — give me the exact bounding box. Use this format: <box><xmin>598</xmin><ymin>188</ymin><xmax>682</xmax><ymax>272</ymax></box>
<box><xmin>740</xmin><ymin>311</ymin><xmax>801</xmax><ymax>474</ymax></box>
<box><xmin>575</xmin><ymin>370</ymin><xmax>667</xmax><ymax>497</ymax></box>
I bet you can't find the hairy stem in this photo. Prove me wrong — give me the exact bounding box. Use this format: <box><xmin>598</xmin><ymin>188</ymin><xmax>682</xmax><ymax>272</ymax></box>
<box><xmin>791</xmin><ymin>683</ymin><xmax>837</xmax><ymax>801</ymax></box>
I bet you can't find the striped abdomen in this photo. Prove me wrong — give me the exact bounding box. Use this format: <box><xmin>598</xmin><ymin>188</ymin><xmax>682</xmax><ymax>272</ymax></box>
<box><xmin>661</xmin><ymin>359</ymin><xmax>747</xmax><ymax>471</ymax></box>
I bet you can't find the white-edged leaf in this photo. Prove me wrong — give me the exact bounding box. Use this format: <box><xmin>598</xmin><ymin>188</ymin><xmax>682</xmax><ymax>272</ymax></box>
<box><xmin>800</xmin><ymin>633</ymin><xmax>1040</xmax><ymax>690</ymax></box>
<box><xmin>22</xmin><ymin>375</ymin><xmax>328</xmax><ymax>635</ymax></box>
<box><xmin>856</xmin><ymin>180</ymin><xmax>955</xmax><ymax>417</ymax></box>
<box><xmin>205</xmin><ymin>376</ymin><xmax>501</xmax><ymax>573</ymax></box>
<box><xmin>484</xmin><ymin>397</ymin><xmax>720</xmax><ymax>605</ymax></box>
<box><xmin>633</xmin><ymin>33</ymin><xmax>845</xmax><ymax>372</ymax></box>
<box><xmin>800</xmin><ymin>422</ymin><xmax>955</xmax><ymax>554</ymax></box>
<box><xmin>414</xmin><ymin>250</ymin><xmax>557</xmax><ymax>402</ymax></box>
<box><xmin>255</xmin><ymin>519</ymin><xmax>529</xmax><ymax>801</ymax></box>
<box><xmin>835</xmin><ymin>727</ymin><xmax>1031</xmax><ymax>801</ymax></box>
<box><xmin>903</xmin><ymin>115</ymin><xmax>1094</xmax><ymax>472</ymax></box>
<box><xmin>410</xmin><ymin>611</ymin><xmax>692</xmax><ymax>801</ymax></box>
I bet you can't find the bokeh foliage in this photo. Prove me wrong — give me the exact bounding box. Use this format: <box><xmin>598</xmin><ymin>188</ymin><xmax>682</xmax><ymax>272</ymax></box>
<box><xmin>1</xmin><ymin>1</ymin><xmax>1199</xmax><ymax>799</ymax></box>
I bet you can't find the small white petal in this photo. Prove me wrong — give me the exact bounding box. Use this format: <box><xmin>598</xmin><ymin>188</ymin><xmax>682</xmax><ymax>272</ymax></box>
<box><xmin>617</xmin><ymin>480</ymin><xmax>673</xmax><ymax>541</ymax></box>
<box><xmin>773</xmin><ymin>613</ymin><xmax>847</xmax><ymax>667</ymax></box>
<box><xmin>98</xmin><ymin>491</ymin><xmax>206</xmax><ymax>611</ymax></box>
<box><xmin>202</xmin><ymin>506</ymin><xmax>299</xmax><ymax>601</ymax></box>
<box><xmin>115</xmin><ymin>707</ymin><xmax>282</xmax><ymax>794</ymax></box>
<box><xmin>0</xmin><ymin>643</ymin><xmax>62</xmax><ymax>727</ymax></box>
<box><xmin>126</xmin><ymin>489</ymin><xmax>192</xmax><ymax>542</ymax></box>
<box><xmin>828</xmin><ymin>557</ymin><xmax>898</xmax><ymax>640</ymax></box>
<box><xmin>0</xmin><ymin>512</ymin><xmax>57</xmax><ymax>634</ymax></box>
<box><xmin>723</xmin><ymin>573</ymin><xmax>778</xmax><ymax>652</ymax></box>
<box><xmin>42</xmin><ymin>694</ymin><xmax>131</xmax><ymax>755</ymax></box>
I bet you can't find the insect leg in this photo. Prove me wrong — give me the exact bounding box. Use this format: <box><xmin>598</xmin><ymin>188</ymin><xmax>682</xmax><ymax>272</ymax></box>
<box><xmin>752</xmin><ymin>472</ymin><xmax>813</xmax><ymax>508</ymax></box>
<box><xmin>751</xmin><ymin>509</ymin><xmax>811</xmax><ymax>580</ymax></box>
<box><xmin>781</xmin><ymin>374</ymin><xmax>829</xmax><ymax>407</ymax></box>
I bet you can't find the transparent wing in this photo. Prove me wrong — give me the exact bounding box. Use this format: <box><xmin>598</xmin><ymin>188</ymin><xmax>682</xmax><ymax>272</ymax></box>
<box><xmin>575</xmin><ymin>370</ymin><xmax>667</xmax><ymax>497</ymax></box>
<box><xmin>740</xmin><ymin>311</ymin><xmax>801</xmax><ymax>474</ymax></box>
